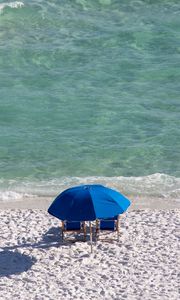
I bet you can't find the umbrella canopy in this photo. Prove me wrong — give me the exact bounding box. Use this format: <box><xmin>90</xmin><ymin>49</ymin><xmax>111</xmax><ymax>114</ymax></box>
<box><xmin>48</xmin><ymin>184</ymin><xmax>131</xmax><ymax>221</ymax></box>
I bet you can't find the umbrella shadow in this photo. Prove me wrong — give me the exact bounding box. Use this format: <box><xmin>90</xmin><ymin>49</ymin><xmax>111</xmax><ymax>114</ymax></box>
<box><xmin>0</xmin><ymin>250</ymin><xmax>36</xmax><ymax>277</ymax></box>
<box><xmin>0</xmin><ymin>227</ymin><xmax>63</xmax><ymax>277</ymax></box>
<box><xmin>0</xmin><ymin>227</ymin><xmax>93</xmax><ymax>277</ymax></box>
<box><xmin>1</xmin><ymin>224</ymin><xmax>94</xmax><ymax>254</ymax></box>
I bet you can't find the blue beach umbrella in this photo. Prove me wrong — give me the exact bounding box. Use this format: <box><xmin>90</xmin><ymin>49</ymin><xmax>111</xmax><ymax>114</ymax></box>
<box><xmin>48</xmin><ymin>184</ymin><xmax>131</xmax><ymax>221</ymax></box>
<box><xmin>48</xmin><ymin>184</ymin><xmax>131</xmax><ymax>252</ymax></box>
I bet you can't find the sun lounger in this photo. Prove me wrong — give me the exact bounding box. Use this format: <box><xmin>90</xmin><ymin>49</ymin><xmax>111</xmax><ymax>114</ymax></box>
<box><xmin>96</xmin><ymin>216</ymin><xmax>120</xmax><ymax>241</ymax></box>
<box><xmin>61</xmin><ymin>221</ymin><xmax>86</xmax><ymax>242</ymax></box>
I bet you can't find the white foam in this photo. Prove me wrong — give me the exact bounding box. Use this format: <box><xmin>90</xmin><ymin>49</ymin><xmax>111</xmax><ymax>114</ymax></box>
<box><xmin>0</xmin><ymin>191</ymin><xmax>33</xmax><ymax>202</ymax></box>
<box><xmin>0</xmin><ymin>173</ymin><xmax>180</xmax><ymax>203</ymax></box>
<box><xmin>0</xmin><ymin>1</ymin><xmax>24</xmax><ymax>13</ymax></box>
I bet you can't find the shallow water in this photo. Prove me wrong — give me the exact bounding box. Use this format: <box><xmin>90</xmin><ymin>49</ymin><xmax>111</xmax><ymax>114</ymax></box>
<box><xmin>0</xmin><ymin>1</ymin><xmax>180</xmax><ymax>200</ymax></box>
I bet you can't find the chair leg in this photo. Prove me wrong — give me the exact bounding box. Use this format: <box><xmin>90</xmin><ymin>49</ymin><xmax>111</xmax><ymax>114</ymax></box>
<box><xmin>95</xmin><ymin>220</ymin><xmax>99</xmax><ymax>242</ymax></box>
<box><xmin>61</xmin><ymin>221</ymin><xmax>64</xmax><ymax>242</ymax></box>
<box><xmin>83</xmin><ymin>222</ymin><xmax>86</xmax><ymax>241</ymax></box>
<box><xmin>117</xmin><ymin>216</ymin><xmax>120</xmax><ymax>241</ymax></box>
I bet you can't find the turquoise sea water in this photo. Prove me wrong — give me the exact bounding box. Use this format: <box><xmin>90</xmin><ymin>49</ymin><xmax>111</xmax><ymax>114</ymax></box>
<box><xmin>0</xmin><ymin>0</ymin><xmax>180</xmax><ymax>200</ymax></box>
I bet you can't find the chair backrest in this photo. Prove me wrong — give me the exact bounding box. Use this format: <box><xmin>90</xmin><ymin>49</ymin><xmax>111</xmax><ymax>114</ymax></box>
<box><xmin>99</xmin><ymin>216</ymin><xmax>118</xmax><ymax>230</ymax></box>
<box><xmin>100</xmin><ymin>220</ymin><xmax>116</xmax><ymax>230</ymax></box>
<box><xmin>65</xmin><ymin>221</ymin><xmax>81</xmax><ymax>231</ymax></box>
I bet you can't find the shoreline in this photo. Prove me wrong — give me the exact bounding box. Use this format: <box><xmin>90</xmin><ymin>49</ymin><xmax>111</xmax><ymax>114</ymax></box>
<box><xmin>0</xmin><ymin>196</ymin><xmax>179</xmax><ymax>210</ymax></box>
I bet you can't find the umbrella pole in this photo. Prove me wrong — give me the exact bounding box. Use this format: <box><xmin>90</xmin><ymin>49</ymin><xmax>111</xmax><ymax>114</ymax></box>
<box><xmin>89</xmin><ymin>221</ymin><xmax>93</xmax><ymax>253</ymax></box>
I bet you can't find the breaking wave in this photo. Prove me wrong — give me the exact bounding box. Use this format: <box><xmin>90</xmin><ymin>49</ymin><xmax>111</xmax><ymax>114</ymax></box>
<box><xmin>0</xmin><ymin>1</ymin><xmax>24</xmax><ymax>13</ymax></box>
<box><xmin>0</xmin><ymin>173</ymin><xmax>180</xmax><ymax>202</ymax></box>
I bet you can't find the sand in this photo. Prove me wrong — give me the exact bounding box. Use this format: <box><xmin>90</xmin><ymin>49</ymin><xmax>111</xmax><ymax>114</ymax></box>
<box><xmin>0</xmin><ymin>207</ymin><xmax>179</xmax><ymax>300</ymax></box>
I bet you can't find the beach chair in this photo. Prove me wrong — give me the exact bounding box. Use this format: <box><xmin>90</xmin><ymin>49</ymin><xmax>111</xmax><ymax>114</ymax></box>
<box><xmin>61</xmin><ymin>221</ymin><xmax>86</xmax><ymax>242</ymax></box>
<box><xmin>95</xmin><ymin>216</ymin><xmax>120</xmax><ymax>241</ymax></box>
